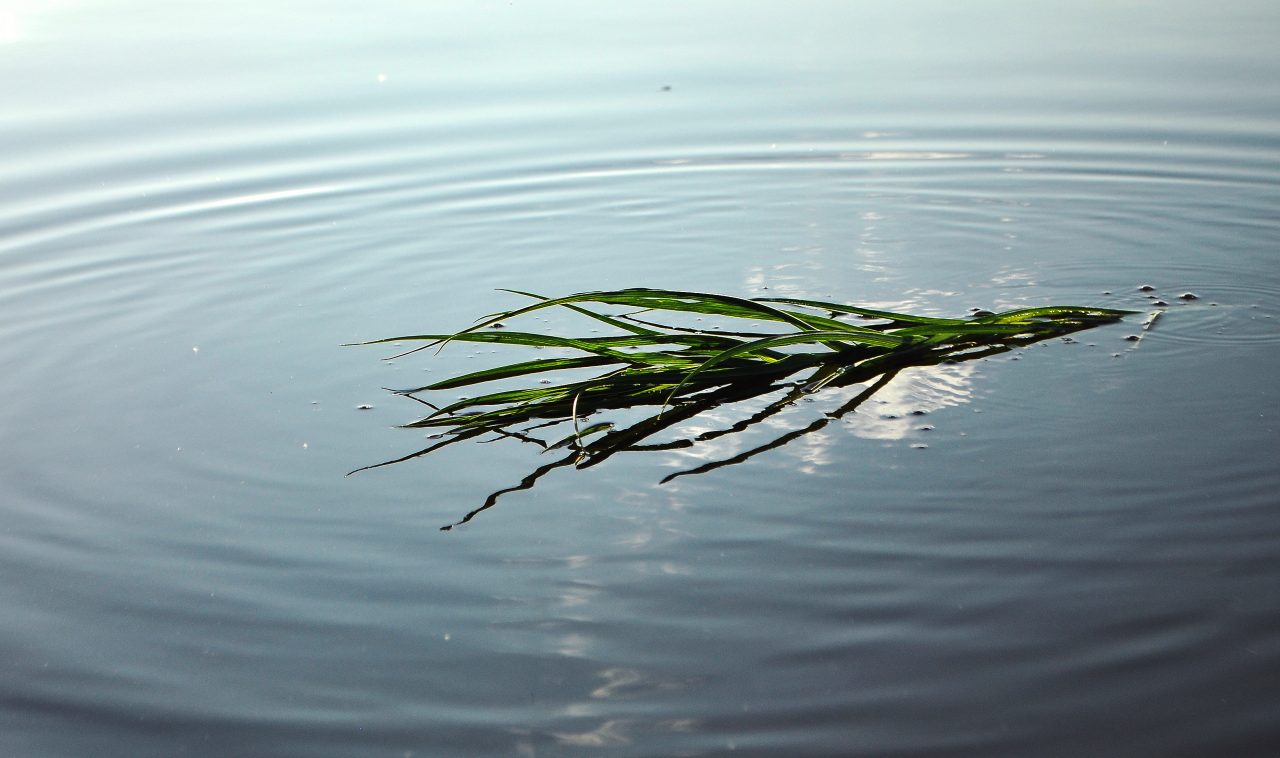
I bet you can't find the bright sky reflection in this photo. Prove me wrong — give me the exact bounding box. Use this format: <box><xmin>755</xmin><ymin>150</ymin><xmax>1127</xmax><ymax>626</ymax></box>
<box><xmin>0</xmin><ymin>0</ymin><xmax>70</xmax><ymax>44</ymax></box>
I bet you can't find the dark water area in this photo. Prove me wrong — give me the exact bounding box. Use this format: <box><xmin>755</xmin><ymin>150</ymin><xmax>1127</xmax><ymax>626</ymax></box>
<box><xmin>2</xmin><ymin>1</ymin><xmax>1279</xmax><ymax>755</ymax></box>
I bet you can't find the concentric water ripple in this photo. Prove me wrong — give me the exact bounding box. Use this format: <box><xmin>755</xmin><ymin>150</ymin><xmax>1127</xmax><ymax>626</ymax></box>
<box><xmin>3</xmin><ymin>1</ymin><xmax>1280</xmax><ymax>756</ymax></box>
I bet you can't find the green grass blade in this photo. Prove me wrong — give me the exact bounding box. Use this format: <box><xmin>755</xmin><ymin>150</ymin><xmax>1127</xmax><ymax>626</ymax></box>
<box><xmin>889</xmin><ymin>323</ymin><xmax>1056</xmax><ymax>340</ymax></box>
<box><xmin>441</xmin><ymin>288</ymin><xmax>828</xmax><ymax>341</ymax></box>
<box><xmin>973</xmin><ymin>305</ymin><xmax>1136</xmax><ymax>323</ymax></box>
<box><xmin>546</xmin><ymin>421</ymin><xmax>615</xmax><ymax>452</ymax></box>
<box><xmin>498</xmin><ymin>288</ymin><xmax>663</xmax><ymax>337</ymax></box>
<box><xmin>757</xmin><ymin>297</ymin><xmax>970</xmax><ymax>325</ymax></box>
<box><xmin>396</xmin><ymin>355</ymin><xmax>623</xmax><ymax>393</ymax></box>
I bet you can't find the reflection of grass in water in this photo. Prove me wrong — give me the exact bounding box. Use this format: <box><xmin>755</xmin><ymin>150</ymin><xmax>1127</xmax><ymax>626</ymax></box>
<box><xmin>347</xmin><ymin>288</ymin><xmax>1132</xmax><ymax>530</ymax></box>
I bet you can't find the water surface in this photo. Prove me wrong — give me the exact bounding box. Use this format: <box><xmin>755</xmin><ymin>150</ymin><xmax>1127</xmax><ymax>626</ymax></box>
<box><xmin>2</xmin><ymin>1</ymin><xmax>1279</xmax><ymax>755</ymax></box>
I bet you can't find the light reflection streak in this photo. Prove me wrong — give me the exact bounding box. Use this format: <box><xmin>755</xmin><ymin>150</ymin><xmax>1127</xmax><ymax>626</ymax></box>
<box><xmin>192</xmin><ymin>185</ymin><xmax>341</xmax><ymax>211</ymax></box>
<box><xmin>843</xmin><ymin>364</ymin><xmax>976</xmax><ymax>441</ymax></box>
<box><xmin>651</xmin><ymin>364</ymin><xmax>976</xmax><ymax>477</ymax></box>
<box><xmin>653</xmin><ymin>150</ymin><xmax>970</xmax><ymax>168</ymax></box>
<box><xmin>551</xmin><ymin>719</ymin><xmax>631</xmax><ymax>747</ymax></box>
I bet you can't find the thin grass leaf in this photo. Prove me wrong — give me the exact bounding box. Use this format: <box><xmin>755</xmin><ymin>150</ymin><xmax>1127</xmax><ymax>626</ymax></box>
<box><xmin>546</xmin><ymin>421</ymin><xmax>615</xmax><ymax>453</ymax></box>
<box><xmin>756</xmin><ymin>297</ymin><xmax>970</xmax><ymax>325</ymax></box>
<box><xmin>345</xmin><ymin>425</ymin><xmax>492</xmax><ymax>475</ymax></box>
<box><xmin>396</xmin><ymin>355</ymin><xmax>623</xmax><ymax>393</ymax></box>
<box><xmin>437</xmin><ymin>288</ymin><xmax>829</xmax><ymax>345</ymax></box>
<box><xmin>973</xmin><ymin>305</ymin><xmax>1137</xmax><ymax>323</ymax></box>
<box><xmin>499</xmin><ymin>288</ymin><xmax>663</xmax><ymax>337</ymax></box>
<box><xmin>889</xmin><ymin>322</ymin><xmax>1055</xmax><ymax>340</ymax></box>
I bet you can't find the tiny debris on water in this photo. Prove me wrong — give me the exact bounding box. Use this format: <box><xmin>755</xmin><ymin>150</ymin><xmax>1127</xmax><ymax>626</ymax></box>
<box><xmin>357</xmin><ymin>404</ymin><xmax>374</xmax><ymax>410</ymax></box>
<box><xmin>1138</xmin><ymin>284</ymin><xmax>1156</xmax><ymax>292</ymax></box>
<box><xmin>1179</xmin><ymin>292</ymin><xmax>1199</xmax><ymax>301</ymax></box>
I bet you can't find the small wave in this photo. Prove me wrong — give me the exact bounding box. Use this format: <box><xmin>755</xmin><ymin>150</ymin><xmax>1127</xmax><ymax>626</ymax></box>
<box><xmin>1035</xmin><ymin>262</ymin><xmax>1280</xmax><ymax>348</ymax></box>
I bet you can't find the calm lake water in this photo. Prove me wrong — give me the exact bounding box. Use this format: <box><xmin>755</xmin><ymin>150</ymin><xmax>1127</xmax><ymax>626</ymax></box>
<box><xmin>3</xmin><ymin>1</ymin><xmax>1279</xmax><ymax>755</ymax></box>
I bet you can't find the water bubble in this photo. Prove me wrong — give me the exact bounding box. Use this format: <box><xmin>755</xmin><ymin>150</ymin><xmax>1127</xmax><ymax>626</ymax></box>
<box><xmin>357</xmin><ymin>404</ymin><xmax>374</xmax><ymax>410</ymax></box>
<box><xmin>1138</xmin><ymin>284</ymin><xmax>1156</xmax><ymax>292</ymax></box>
<box><xmin>1179</xmin><ymin>292</ymin><xmax>1199</xmax><ymax>301</ymax></box>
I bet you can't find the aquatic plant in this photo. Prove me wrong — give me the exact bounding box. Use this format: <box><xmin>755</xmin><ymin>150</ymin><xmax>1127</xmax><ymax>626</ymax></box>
<box><xmin>348</xmin><ymin>288</ymin><xmax>1132</xmax><ymax>529</ymax></box>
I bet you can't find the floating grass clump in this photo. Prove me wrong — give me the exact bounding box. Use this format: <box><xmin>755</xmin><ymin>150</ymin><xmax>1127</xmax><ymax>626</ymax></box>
<box><xmin>349</xmin><ymin>288</ymin><xmax>1132</xmax><ymax>529</ymax></box>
